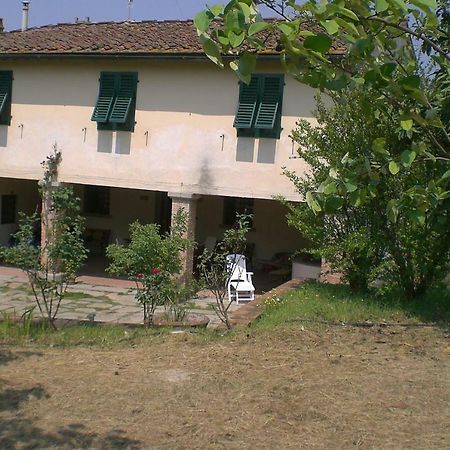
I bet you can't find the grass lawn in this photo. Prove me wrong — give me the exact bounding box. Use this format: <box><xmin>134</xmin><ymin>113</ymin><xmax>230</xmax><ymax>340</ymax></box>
<box><xmin>0</xmin><ymin>282</ymin><xmax>449</xmax><ymax>449</ymax></box>
<box><xmin>255</xmin><ymin>281</ymin><xmax>450</xmax><ymax>329</ymax></box>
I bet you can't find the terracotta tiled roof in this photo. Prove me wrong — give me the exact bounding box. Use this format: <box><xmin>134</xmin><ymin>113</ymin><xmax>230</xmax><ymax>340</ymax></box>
<box><xmin>0</xmin><ymin>20</ymin><xmax>346</xmax><ymax>57</ymax></box>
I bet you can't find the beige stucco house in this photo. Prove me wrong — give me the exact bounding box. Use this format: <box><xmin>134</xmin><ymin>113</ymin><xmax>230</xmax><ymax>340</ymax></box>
<box><xmin>0</xmin><ymin>20</ymin><xmax>344</xmax><ymax>276</ymax></box>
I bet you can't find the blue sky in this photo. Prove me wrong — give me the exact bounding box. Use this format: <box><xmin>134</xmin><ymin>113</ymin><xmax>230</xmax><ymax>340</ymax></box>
<box><xmin>1</xmin><ymin>0</ymin><xmax>272</xmax><ymax>31</ymax></box>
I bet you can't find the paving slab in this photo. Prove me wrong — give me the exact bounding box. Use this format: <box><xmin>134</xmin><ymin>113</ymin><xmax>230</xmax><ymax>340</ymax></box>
<box><xmin>0</xmin><ymin>264</ymin><xmax>271</xmax><ymax>327</ymax></box>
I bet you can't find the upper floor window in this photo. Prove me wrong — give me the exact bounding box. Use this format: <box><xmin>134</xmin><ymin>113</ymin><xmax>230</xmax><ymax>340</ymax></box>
<box><xmin>91</xmin><ymin>72</ymin><xmax>138</xmax><ymax>132</ymax></box>
<box><xmin>0</xmin><ymin>71</ymin><xmax>13</xmax><ymax>126</ymax></box>
<box><xmin>233</xmin><ymin>74</ymin><xmax>284</xmax><ymax>139</ymax></box>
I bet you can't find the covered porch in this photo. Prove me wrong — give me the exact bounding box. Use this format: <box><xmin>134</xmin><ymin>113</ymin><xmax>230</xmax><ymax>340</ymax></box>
<box><xmin>0</xmin><ymin>177</ymin><xmax>308</xmax><ymax>295</ymax></box>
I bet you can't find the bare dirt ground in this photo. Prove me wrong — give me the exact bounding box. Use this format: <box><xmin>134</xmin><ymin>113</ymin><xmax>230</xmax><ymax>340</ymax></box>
<box><xmin>1</xmin><ymin>325</ymin><xmax>449</xmax><ymax>449</ymax></box>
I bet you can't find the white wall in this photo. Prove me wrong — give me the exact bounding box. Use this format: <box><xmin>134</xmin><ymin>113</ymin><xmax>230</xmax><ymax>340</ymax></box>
<box><xmin>0</xmin><ymin>59</ymin><xmax>315</xmax><ymax>201</ymax></box>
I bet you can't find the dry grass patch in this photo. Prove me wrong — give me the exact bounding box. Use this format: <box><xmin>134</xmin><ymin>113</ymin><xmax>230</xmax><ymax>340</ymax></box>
<box><xmin>1</xmin><ymin>325</ymin><xmax>449</xmax><ymax>449</ymax></box>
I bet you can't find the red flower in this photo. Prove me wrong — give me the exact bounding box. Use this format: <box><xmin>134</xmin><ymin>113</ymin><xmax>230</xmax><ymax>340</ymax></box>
<box><xmin>151</xmin><ymin>267</ymin><xmax>161</xmax><ymax>275</ymax></box>
<box><xmin>136</xmin><ymin>273</ymin><xmax>144</xmax><ymax>279</ymax></box>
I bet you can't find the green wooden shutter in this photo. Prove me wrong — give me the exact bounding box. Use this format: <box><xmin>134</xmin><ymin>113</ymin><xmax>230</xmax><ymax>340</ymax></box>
<box><xmin>233</xmin><ymin>77</ymin><xmax>258</xmax><ymax>129</ymax></box>
<box><xmin>254</xmin><ymin>76</ymin><xmax>283</xmax><ymax>129</ymax></box>
<box><xmin>109</xmin><ymin>73</ymin><xmax>137</xmax><ymax>124</ymax></box>
<box><xmin>91</xmin><ymin>73</ymin><xmax>115</xmax><ymax>123</ymax></box>
<box><xmin>0</xmin><ymin>71</ymin><xmax>12</xmax><ymax>116</ymax></box>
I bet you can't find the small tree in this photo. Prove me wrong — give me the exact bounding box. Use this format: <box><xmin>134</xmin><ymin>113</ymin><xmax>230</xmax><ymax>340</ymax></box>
<box><xmin>284</xmin><ymin>90</ymin><xmax>449</xmax><ymax>296</ymax></box>
<box><xmin>106</xmin><ymin>210</ymin><xmax>193</xmax><ymax>325</ymax></box>
<box><xmin>2</xmin><ymin>149</ymin><xmax>88</xmax><ymax>328</ymax></box>
<box><xmin>198</xmin><ymin>214</ymin><xmax>252</xmax><ymax>329</ymax></box>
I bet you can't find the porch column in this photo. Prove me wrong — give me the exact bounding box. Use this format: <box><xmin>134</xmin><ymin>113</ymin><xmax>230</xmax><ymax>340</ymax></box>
<box><xmin>39</xmin><ymin>181</ymin><xmax>64</xmax><ymax>267</ymax></box>
<box><xmin>168</xmin><ymin>192</ymin><xmax>199</xmax><ymax>279</ymax></box>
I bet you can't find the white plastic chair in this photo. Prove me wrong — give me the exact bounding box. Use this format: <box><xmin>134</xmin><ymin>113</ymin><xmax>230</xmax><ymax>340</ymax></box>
<box><xmin>226</xmin><ymin>254</ymin><xmax>255</xmax><ymax>304</ymax></box>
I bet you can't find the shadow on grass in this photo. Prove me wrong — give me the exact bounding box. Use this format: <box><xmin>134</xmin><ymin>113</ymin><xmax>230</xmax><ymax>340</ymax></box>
<box><xmin>0</xmin><ymin>417</ymin><xmax>142</xmax><ymax>449</ymax></box>
<box><xmin>0</xmin><ymin>350</ymin><xmax>43</xmax><ymax>367</ymax></box>
<box><xmin>397</xmin><ymin>285</ymin><xmax>450</xmax><ymax>325</ymax></box>
<box><xmin>0</xmin><ymin>386</ymin><xmax>49</xmax><ymax>412</ymax></box>
<box><xmin>0</xmin><ymin>386</ymin><xmax>142</xmax><ymax>449</ymax></box>
<box><xmin>329</xmin><ymin>282</ymin><xmax>449</xmax><ymax>326</ymax></box>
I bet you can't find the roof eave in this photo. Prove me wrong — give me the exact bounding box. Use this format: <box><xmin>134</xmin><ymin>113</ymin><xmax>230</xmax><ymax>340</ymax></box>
<box><xmin>0</xmin><ymin>52</ymin><xmax>284</xmax><ymax>61</ymax></box>
<box><xmin>0</xmin><ymin>51</ymin><xmax>344</xmax><ymax>61</ymax></box>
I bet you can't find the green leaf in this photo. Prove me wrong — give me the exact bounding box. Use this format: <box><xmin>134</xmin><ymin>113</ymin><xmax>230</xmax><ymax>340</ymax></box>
<box><xmin>354</xmin><ymin>38</ymin><xmax>372</xmax><ymax>55</ymax></box>
<box><xmin>323</xmin><ymin>181</ymin><xmax>337</xmax><ymax>194</ymax></box>
<box><xmin>352</xmin><ymin>77</ymin><xmax>365</xmax><ymax>85</ymax></box>
<box><xmin>380</xmin><ymin>62</ymin><xmax>397</xmax><ymax>79</ymax></box>
<box><xmin>404</xmin><ymin>88</ymin><xmax>428</xmax><ymax>106</ymax></box>
<box><xmin>334</xmin><ymin>17</ymin><xmax>359</xmax><ymax>36</ymax></box>
<box><xmin>399</xmin><ymin>75</ymin><xmax>421</xmax><ymax>90</ymax></box>
<box><xmin>387</xmin><ymin>0</ymin><xmax>408</xmax><ymax>11</ymax></box>
<box><xmin>207</xmin><ymin>4</ymin><xmax>224</xmax><ymax>16</ymax></box>
<box><xmin>341</xmin><ymin>153</ymin><xmax>350</xmax><ymax>164</ymax></box>
<box><xmin>345</xmin><ymin>181</ymin><xmax>358</xmax><ymax>193</ymax></box>
<box><xmin>410</xmin><ymin>0</ymin><xmax>437</xmax><ymax>12</ymax></box>
<box><xmin>410</xmin><ymin>112</ymin><xmax>427</xmax><ymax>126</ymax></box>
<box><xmin>229</xmin><ymin>51</ymin><xmax>256</xmax><ymax>84</ymax></box>
<box><xmin>400</xmin><ymin>150</ymin><xmax>416</xmax><ymax>167</ymax></box>
<box><xmin>326</xmin><ymin>76</ymin><xmax>347</xmax><ymax>91</ymax></box>
<box><xmin>321</xmin><ymin>20</ymin><xmax>339</xmax><ymax>35</ymax></box>
<box><xmin>303</xmin><ymin>34</ymin><xmax>333</xmax><ymax>54</ymax></box>
<box><xmin>329</xmin><ymin>168</ymin><xmax>339</xmax><ymax>179</ymax></box>
<box><xmin>306</xmin><ymin>191</ymin><xmax>322</xmax><ymax>213</ymax></box>
<box><xmin>238</xmin><ymin>1</ymin><xmax>251</xmax><ymax>19</ymax></box>
<box><xmin>389</xmin><ymin>161</ymin><xmax>400</xmax><ymax>175</ymax></box>
<box><xmin>324</xmin><ymin>196</ymin><xmax>344</xmax><ymax>212</ymax></box>
<box><xmin>437</xmin><ymin>170</ymin><xmax>450</xmax><ymax>185</ymax></box>
<box><xmin>277</xmin><ymin>22</ymin><xmax>295</xmax><ymax>36</ymax></box>
<box><xmin>229</xmin><ymin>31</ymin><xmax>246</xmax><ymax>48</ymax></box>
<box><xmin>194</xmin><ymin>10</ymin><xmax>214</xmax><ymax>33</ymax></box>
<box><xmin>238</xmin><ymin>51</ymin><xmax>256</xmax><ymax>75</ymax></box>
<box><xmin>349</xmin><ymin>189</ymin><xmax>366</xmax><ymax>207</ymax></box>
<box><xmin>202</xmin><ymin>38</ymin><xmax>224</xmax><ymax>68</ymax></box>
<box><xmin>375</xmin><ymin>0</ymin><xmax>389</xmax><ymax>12</ymax></box>
<box><xmin>248</xmin><ymin>21</ymin><xmax>270</xmax><ymax>36</ymax></box>
<box><xmin>217</xmin><ymin>33</ymin><xmax>230</xmax><ymax>46</ymax></box>
<box><xmin>400</xmin><ymin>117</ymin><xmax>413</xmax><ymax>130</ymax></box>
<box><xmin>372</xmin><ymin>137</ymin><xmax>390</xmax><ymax>156</ymax></box>
<box><xmin>225</xmin><ymin>10</ymin><xmax>245</xmax><ymax>32</ymax></box>
<box><xmin>337</xmin><ymin>7</ymin><xmax>359</xmax><ymax>21</ymax></box>
<box><xmin>387</xmin><ymin>199</ymin><xmax>399</xmax><ymax>223</ymax></box>
<box><xmin>409</xmin><ymin>209</ymin><xmax>426</xmax><ymax>225</ymax></box>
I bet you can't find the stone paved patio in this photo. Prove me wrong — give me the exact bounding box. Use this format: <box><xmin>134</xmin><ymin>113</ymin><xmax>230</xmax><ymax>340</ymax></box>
<box><xmin>0</xmin><ymin>267</ymin><xmax>242</xmax><ymax>327</ymax></box>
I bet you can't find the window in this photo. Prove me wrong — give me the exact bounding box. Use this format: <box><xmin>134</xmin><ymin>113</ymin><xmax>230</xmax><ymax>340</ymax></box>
<box><xmin>234</xmin><ymin>74</ymin><xmax>284</xmax><ymax>139</ymax></box>
<box><xmin>84</xmin><ymin>186</ymin><xmax>110</xmax><ymax>216</ymax></box>
<box><xmin>0</xmin><ymin>71</ymin><xmax>13</xmax><ymax>126</ymax></box>
<box><xmin>1</xmin><ymin>194</ymin><xmax>16</xmax><ymax>224</ymax></box>
<box><xmin>91</xmin><ymin>72</ymin><xmax>138</xmax><ymax>132</ymax></box>
<box><xmin>223</xmin><ymin>197</ymin><xmax>254</xmax><ymax>227</ymax></box>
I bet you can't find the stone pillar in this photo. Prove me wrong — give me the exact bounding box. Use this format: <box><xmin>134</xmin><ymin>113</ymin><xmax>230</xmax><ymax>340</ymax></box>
<box><xmin>168</xmin><ymin>192</ymin><xmax>199</xmax><ymax>280</ymax></box>
<box><xmin>39</xmin><ymin>181</ymin><xmax>63</xmax><ymax>268</ymax></box>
